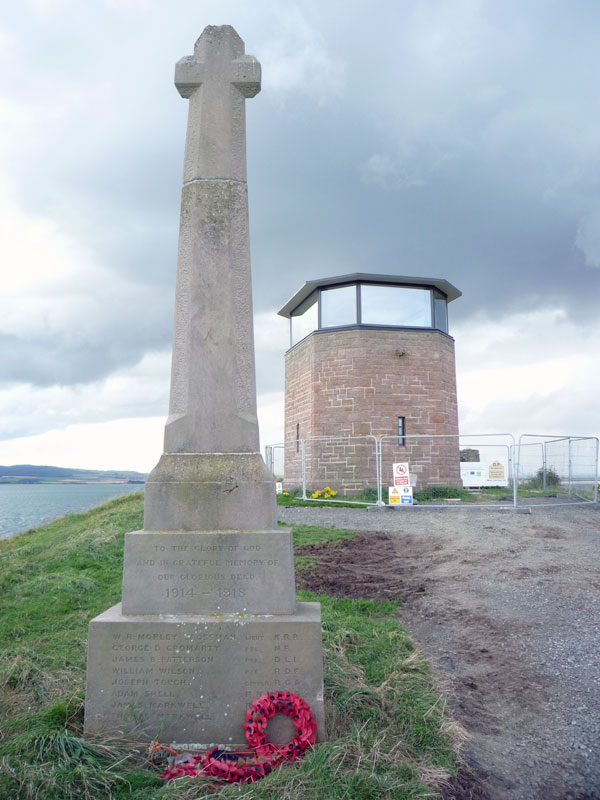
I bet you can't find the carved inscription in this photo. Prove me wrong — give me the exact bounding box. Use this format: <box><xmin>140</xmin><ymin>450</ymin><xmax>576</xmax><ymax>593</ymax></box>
<box><xmin>108</xmin><ymin>629</ymin><xmax>219</xmax><ymax>716</ymax></box>
<box><xmin>122</xmin><ymin>532</ymin><xmax>294</xmax><ymax>614</ymax></box>
<box><xmin>151</xmin><ymin>542</ymin><xmax>279</xmax><ymax>600</ymax></box>
<box><xmin>242</xmin><ymin>631</ymin><xmax>302</xmax><ymax>701</ymax></box>
<box><xmin>85</xmin><ymin>603</ymin><xmax>324</xmax><ymax>742</ymax></box>
<box><xmin>94</xmin><ymin>620</ymin><xmax>317</xmax><ymax>739</ymax></box>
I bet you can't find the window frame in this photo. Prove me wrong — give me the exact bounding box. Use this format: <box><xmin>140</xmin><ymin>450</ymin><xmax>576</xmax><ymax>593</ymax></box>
<box><xmin>398</xmin><ymin>416</ymin><xmax>406</xmax><ymax>446</ymax></box>
<box><xmin>287</xmin><ymin>280</ymin><xmax>450</xmax><ymax>347</ymax></box>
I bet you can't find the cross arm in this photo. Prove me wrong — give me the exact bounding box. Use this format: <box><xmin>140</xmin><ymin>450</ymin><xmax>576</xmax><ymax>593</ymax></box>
<box><xmin>231</xmin><ymin>56</ymin><xmax>261</xmax><ymax>97</ymax></box>
<box><xmin>175</xmin><ymin>55</ymin><xmax>261</xmax><ymax>99</ymax></box>
<box><xmin>175</xmin><ymin>55</ymin><xmax>202</xmax><ymax>99</ymax></box>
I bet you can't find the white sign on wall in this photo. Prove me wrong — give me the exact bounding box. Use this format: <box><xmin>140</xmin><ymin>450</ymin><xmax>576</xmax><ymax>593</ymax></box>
<box><xmin>392</xmin><ymin>462</ymin><xmax>410</xmax><ymax>486</ymax></box>
<box><xmin>460</xmin><ymin>460</ymin><xmax>508</xmax><ymax>488</ymax></box>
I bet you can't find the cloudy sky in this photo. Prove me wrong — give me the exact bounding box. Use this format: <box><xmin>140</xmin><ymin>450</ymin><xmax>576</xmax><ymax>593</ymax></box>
<box><xmin>1</xmin><ymin>0</ymin><xmax>599</xmax><ymax>472</ymax></box>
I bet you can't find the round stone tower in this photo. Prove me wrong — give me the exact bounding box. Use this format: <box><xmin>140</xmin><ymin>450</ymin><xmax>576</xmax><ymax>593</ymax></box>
<box><xmin>278</xmin><ymin>273</ymin><xmax>462</xmax><ymax>493</ymax></box>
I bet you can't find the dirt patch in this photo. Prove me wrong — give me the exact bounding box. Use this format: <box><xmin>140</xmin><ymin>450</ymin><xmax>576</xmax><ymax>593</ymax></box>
<box><xmin>297</xmin><ymin>531</ymin><xmax>409</xmax><ymax>599</ymax></box>
<box><xmin>291</xmin><ymin>506</ymin><xmax>600</xmax><ymax>800</ymax></box>
<box><xmin>297</xmin><ymin>532</ymin><xmax>494</xmax><ymax>799</ymax></box>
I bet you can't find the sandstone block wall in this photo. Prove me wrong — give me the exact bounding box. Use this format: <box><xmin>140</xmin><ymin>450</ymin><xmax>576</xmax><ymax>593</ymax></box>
<box><xmin>284</xmin><ymin>328</ymin><xmax>461</xmax><ymax>492</ymax></box>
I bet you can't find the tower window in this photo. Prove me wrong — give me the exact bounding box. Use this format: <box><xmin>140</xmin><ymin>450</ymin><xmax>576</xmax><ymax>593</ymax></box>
<box><xmin>296</xmin><ymin>423</ymin><xmax>300</xmax><ymax>453</ymax></box>
<box><xmin>398</xmin><ymin>417</ymin><xmax>406</xmax><ymax>446</ymax></box>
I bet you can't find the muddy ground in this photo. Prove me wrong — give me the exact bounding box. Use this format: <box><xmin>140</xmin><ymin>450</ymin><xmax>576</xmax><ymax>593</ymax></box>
<box><xmin>284</xmin><ymin>504</ymin><xmax>600</xmax><ymax>800</ymax></box>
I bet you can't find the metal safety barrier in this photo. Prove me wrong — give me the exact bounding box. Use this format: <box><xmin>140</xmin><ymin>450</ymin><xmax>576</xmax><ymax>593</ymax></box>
<box><xmin>265</xmin><ymin>432</ymin><xmax>599</xmax><ymax>509</ymax></box>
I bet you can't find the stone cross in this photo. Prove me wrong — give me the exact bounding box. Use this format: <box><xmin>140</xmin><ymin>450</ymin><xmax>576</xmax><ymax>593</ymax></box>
<box><xmin>175</xmin><ymin>26</ymin><xmax>260</xmax><ymax>182</ymax></box>
<box><xmin>143</xmin><ymin>25</ymin><xmax>276</xmax><ymax>531</ymax></box>
<box><xmin>84</xmin><ymin>27</ymin><xmax>325</xmax><ymax>747</ymax></box>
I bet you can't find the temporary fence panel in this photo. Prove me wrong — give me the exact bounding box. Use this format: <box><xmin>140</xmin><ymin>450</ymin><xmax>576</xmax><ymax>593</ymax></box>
<box><xmin>264</xmin><ymin>443</ymin><xmax>286</xmax><ymax>480</ymax></box>
<box><xmin>300</xmin><ymin>436</ymin><xmax>379</xmax><ymax>501</ymax></box>
<box><xmin>267</xmin><ymin>432</ymin><xmax>597</xmax><ymax>508</ymax></box>
<box><xmin>272</xmin><ymin>435</ymin><xmax>380</xmax><ymax>504</ymax></box>
<box><xmin>516</xmin><ymin>435</ymin><xmax>599</xmax><ymax>504</ymax></box>
<box><xmin>379</xmin><ymin>433</ymin><xmax>516</xmax><ymax>506</ymax></box>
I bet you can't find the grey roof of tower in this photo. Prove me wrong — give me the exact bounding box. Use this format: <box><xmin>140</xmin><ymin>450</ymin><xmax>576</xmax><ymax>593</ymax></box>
<box><xmin>278</xmin><ymin>273</ymin><xmax>462</xmax><ymax>318</ymax></box>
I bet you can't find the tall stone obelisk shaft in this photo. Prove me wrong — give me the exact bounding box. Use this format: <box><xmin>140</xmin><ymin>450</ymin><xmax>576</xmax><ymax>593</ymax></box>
<box><xmin>144</xmin><ymin>26</ymin><xmax>276</xmax><ymax>531</ymax></box>
<box><xmin>167</xmin><ymin>27</ymin><xmax>260</xmax><ymax>453</ymax></box>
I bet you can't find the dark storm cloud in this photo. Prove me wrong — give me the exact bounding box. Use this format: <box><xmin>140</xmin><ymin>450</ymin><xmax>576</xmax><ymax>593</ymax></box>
<box><xmin>247</xmin><ymin>0</ymin><xmax>600</xmax><ymax>324</ymax></box>
<box><xmin>2</xmin><ymin>0</ymin><xmax>600</xmax><ymax>401</ymax></box>
<box><xmin>0</xmin><ymin>283</ymin><xmax>172</xmax><ymax>389</ymax></box>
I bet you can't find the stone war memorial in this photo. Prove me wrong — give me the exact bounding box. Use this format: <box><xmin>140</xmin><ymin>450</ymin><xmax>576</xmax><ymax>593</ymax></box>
<box><xmin>84</xmin><ymin>26</ymin><xmax>325</xmax><ymax>747</ymax></box>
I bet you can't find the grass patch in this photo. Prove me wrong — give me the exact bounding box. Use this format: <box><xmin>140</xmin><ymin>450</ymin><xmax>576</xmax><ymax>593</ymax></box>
<box><xmin>0</xmin><ymin>494</ymin><xmax>460</xmax><ymax>799</ymax></box>
<box><xmin>413</xmin><ymin>487</ymin><xmax>465</xmax><ymax>502</ymax></box>
<box><xmin>277</xmin><ymin>494</ymin><xmax>370</xmax><ymax>509</ymax></box>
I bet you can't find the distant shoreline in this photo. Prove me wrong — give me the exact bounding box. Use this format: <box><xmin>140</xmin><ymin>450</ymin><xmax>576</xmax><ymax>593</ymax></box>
<box><xmin>0</xmin><ymin>464</ymin><xmax>147</xmax><ymax>485</ymax></box>
<box><xmin>0</xmin><ymin>479</ymin><xmax>145</xmax><ymax>485</ymax></box>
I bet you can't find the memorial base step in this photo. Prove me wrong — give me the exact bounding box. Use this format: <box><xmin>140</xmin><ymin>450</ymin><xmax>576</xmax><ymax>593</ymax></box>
<box><xmin>84</xmin><ymin>602</ymin><xmax>325</xmax><ymax>747</ymax></box>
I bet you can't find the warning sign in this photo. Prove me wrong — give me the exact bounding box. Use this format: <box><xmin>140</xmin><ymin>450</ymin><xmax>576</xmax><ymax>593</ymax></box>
<box><xmin>400</xmin><ymin>487</ymin><xmax>413</xmax><ymax>505</ymax></box>
<box><xmin>392</xmin><ymin>462</ymin><xmax>411</xmax><ymax>486</ymax></box>
<box><xmin>389</xmin><ymin>486</ymin><xmax>413</xmax><ymax>505</ymax></box>
<box><xmin>388</xmin><ymin>486</ymin><xmax>401</xmax><ymax>505</ymax></box>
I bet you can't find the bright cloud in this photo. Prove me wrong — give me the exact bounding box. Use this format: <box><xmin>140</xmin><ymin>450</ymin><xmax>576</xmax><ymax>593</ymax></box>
<box><xmin>455</xmin><ymin>308</ymin><xmax>600</xmax><ymax>436</ymax></box>
<box><xmin>0</xmin><ymin>417</ymin><xmax>165</xmax><ymax>473</ymax></box>
<box><xmin>257</xmin><ymin>5</ymin><xmax>346</xmax><ymax>102</ymax></box>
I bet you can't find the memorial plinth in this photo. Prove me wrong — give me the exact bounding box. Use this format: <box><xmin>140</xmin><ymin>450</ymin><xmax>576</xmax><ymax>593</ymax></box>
<box><xmin>84</xmin><ymin>26</ymin><xmax>325</xmax><ymax>747</ymax></box>
<box><xmin>85</xmin><ymin>603</ymin><xmax>325</xmax><ymax>746</ymax></box>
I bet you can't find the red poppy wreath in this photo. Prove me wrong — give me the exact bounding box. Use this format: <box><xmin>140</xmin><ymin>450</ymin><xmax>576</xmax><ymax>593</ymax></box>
<box><xmin>162</xmin><ymin>691</ymin><xmax>317</xmax><ymax>784</ymax></box>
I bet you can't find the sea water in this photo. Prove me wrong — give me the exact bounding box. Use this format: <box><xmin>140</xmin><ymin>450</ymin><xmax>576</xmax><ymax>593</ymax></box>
<box><xmin>0</xmin><ymin>483</ymin><xmax>143</xmax><ymax>540</ymax></box>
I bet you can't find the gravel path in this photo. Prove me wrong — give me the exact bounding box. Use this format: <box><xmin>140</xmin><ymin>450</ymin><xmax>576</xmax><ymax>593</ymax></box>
<box><xmin>279</xmin><ymin>503</ymin><xmax>600</xmax><ymax>800</ymax></box>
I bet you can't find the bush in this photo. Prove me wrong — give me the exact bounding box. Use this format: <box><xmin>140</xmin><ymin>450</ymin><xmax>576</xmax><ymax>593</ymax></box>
<box><xmin>524</xmin><ymin>467</ymin><xmax>562</xmax><ymax>489</ymax></box>
<box><xmin>536</xmin><ymin>466</ymin><xmax>561</xmax><ymax>486</ymax></box>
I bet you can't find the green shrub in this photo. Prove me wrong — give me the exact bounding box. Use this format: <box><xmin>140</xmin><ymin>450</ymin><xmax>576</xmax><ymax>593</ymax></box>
<box><xmin>523</xmin><ymin>467</ymin><xmax>561</xmax><ymax>489</ymax></box>
<box><xmin>536</xmin><ymin>466</ymin><xmax>561</xmax><ymax>486</ymax></box>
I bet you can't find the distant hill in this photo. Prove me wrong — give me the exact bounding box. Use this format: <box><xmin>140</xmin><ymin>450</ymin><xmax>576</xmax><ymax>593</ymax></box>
<box><xmin>0</xmin><ymin>465</ymin><xmax>147</xmax><ymax>484</ymax></box>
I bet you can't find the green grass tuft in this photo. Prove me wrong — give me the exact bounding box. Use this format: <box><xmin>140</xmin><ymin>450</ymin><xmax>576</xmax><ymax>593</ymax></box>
<box><xmin>0</xmin><ymin>493</ymin><xmax>460</xmax><ymax>799</ymax></box>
